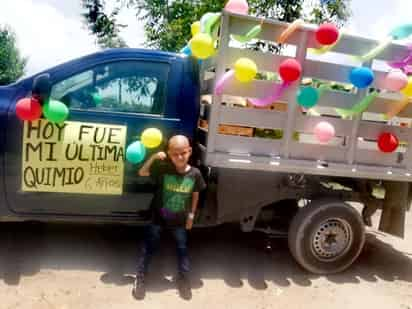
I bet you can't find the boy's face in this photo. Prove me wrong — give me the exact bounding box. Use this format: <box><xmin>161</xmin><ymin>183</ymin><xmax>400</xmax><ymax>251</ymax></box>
<box><xmin>167</xmin><ymin>144</ymin><xmax>192</xmax><ymax>169</ymax></box>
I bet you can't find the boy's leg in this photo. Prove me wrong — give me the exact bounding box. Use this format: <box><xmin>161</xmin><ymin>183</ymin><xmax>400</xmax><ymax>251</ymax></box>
<box><xmin>172</xmin><ymin>227</ymin><xmax>190</xmax><ymax>274</ymax></box>
<box><xmin>136</xmin><ymin>224</ymin><xmax>162</xmax><ymax>274</ymax></box>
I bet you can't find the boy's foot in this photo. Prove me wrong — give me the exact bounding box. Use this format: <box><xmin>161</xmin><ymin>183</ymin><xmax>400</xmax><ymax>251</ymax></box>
<box><xmin>177</xmin><ymin>273</ymin><xmax>192</xmax><ymax>300</ymax></box>
<box><xmin>132</xmin><ymin>273</ymin><xmax>146</xmax><ymax>300</ymax></box>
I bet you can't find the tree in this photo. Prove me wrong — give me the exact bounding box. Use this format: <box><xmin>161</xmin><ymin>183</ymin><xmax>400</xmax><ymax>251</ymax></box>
<box><xmin>0</xmin><ymin>26</ymin><xmax>26</xmax><ymax>85</ymax></box>
<box><xmin>82</xmin><ymin>0</ymin><xmax>351</xmax><ymax>51</ymax></box>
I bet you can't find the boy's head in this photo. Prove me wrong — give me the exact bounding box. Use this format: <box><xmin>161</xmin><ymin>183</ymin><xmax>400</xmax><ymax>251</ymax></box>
<box><xmin>167</xmin><ymin>135</ymin><xmax>192</xmax><ymax>169</ymax></box>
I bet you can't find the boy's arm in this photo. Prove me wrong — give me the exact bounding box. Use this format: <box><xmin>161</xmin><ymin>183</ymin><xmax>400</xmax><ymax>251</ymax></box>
<box><xmin>138</xmin><ymin>152</ymin><xmax>166</xmax><ymax>177</ymax></box>
<box><xmin>186</xmin><ymin>192</ymin><xmax>200</xmax><ymax>230</ymax></box>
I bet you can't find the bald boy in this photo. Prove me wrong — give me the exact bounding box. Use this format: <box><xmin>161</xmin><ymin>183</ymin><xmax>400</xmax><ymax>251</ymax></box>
<box><xmin>133</xmin><ymin>135</ymin><xmax>206</xmax><ymax>300</ymax></box>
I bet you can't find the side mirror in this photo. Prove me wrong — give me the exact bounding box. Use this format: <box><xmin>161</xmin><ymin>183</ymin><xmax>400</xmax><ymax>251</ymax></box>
<box><xmin>32</xmin><ymin>73</ymin><xmax>51</xmax><ymax>103</ymax></box>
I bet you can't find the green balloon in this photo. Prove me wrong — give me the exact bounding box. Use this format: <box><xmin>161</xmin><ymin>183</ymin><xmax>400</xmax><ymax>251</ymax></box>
<box><xmin>92</xmin><ymin>93</ymin><xmax>102</xmax><ymax>105</ymax></box>
<box><xmin>43</xmin><ymin>99</ymin><xmax>69</xmax><ymax>123</ymax></box>
<box><xmin>297</xmin><ymin>86</ymin><xmax>319</xmax><ymax>108</ymax></box>
<box><xmin>126</xmin><ymin>141</ymin><xmax>146</xmax><ymax>164</ymax></box>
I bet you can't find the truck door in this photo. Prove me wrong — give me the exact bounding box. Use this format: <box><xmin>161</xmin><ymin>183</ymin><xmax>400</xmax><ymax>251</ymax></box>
<box><xmin>5</xmin><ymin>57</ymin><xmax>184</xmax><ymax>217</ymax></box>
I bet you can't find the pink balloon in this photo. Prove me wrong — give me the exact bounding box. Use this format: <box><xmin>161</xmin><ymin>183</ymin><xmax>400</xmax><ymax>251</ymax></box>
<box><xmin>383</xmin><ymin>70</ymin><xmax>408</xmax><ymax>92</ymax></box>
<box><xmin>224</xmin><ymin>0</ymin><xmax>249</xmax><ymax>15</ymax></box>
<box><xmin>314</xmin><ymin>121</ymin><xmax>335</xmax><ymax>143</ymax></box>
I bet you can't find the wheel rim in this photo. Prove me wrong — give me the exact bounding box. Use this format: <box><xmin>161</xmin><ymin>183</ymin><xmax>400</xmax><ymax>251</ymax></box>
<box><xmin>311</xmin><ymin>218</ymin><xmax>353</xmax><ymax>262</ymax></box>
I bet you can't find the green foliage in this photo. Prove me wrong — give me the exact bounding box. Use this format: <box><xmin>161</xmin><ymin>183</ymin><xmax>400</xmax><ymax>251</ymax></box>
<box><xmin>82</xmin><ymin>0</ymin><xmax>351</xmax><ymax>51</ymax></box>
<box><xmin>0</xmin><ymin>26</ymin><xmax>26</xmax><ymax>85</ymax></box>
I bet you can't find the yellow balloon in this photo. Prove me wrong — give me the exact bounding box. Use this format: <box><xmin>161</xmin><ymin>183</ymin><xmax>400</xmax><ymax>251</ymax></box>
<box><xmin>141</xmin><ymin>128</ymin><xmax>163</xmax><ymax>149</ymax></box>
<box><xmin>189</xmin><ymin>33</ymin><xmax>215</xmax><ymax>59</ymax></box>
<box><xmin>401</xmin><ymin>77</ymin><xmax>412</xmax><ymax>97</ymax></box>
<box><xmin>191</xmin><ymin>21</ymin><xmax>201</xmax><ymax>37</ymax></box>
<box><xmin>234</xmin><ymin>58</ymin><xmax>258</xmax><ymax>83</ymax></box>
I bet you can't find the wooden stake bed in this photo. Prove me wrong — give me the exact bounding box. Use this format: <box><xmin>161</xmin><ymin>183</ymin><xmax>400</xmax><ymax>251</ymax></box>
<box><xmin>199</xmin><ymin>12</ymin><xmax>412</xmax><ymax>182</ymax></box>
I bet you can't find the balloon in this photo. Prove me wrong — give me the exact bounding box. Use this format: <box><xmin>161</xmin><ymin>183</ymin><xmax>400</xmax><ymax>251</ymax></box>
<box><xmin>224</xmin><ymin>0</ymin><xmax>249</xmax><ymax>15</ymax></box>
<box><xmin>278</xmin><ymin>19</ymin><xmax>303</xmax><ymax>44</ymax></box>
<box><xmin>309</xmin><ymin>30</ymin><xmax>342</xmax><ymax>55</ymax></box>
<box><xmin>234</xmin><ymin>58</ymin><xmax>257</xmax><ymax>83</ymax></box>
<box><xmin>389</xmin><ymin>24</ymin><xmax>412</xmax><ymax>40</ymax></box>
<box><xmin>190</xmin><ymin>33</ymin><xmax>215</xmax><ymax>59</ymax></box>
<box><xmin>314</xmin><ymin>121</ymin><xmax>335</xmax><ymax>143</ymax></box>
<box><xmin>349</xmin><ymin>67</ymin><xmax>374</xmax><ymax>88</ymax></box>
<box><xmin>126</xmin><ymin>141</ymin><xmax>146</xmax><ymax>164</ymax></box>
<box><xmin>191</xmin><ymin>21</ymin><xmax>201</xmax><ymax>36</ymax></box>
<box><xmin>401</xmin><ymin>77</ymin><xmax>412</xmax><ymax>97</ymax></box>
<box><xmin>16</xmin><ymin>97</ymin><xmax>42</xmax><ymax>121</ymax></box>
<box><xmin>316</xmin><ymin>23</ymin><xmax>339</xmax><ymax>45</ymax></box>
<box><xmin>297</xmin><ymin>87</ymin><xmax>319</xmax><ymax>108</ymax></box>
<box><xmin>141</xmin><ymin>128</ymin><xmax>163</xmax><ymax>149</ymax></box>
<box><xmin>92</xmin><ymin>93</ymin><xmax>102</xmax><ymax>105</ymax></box>
<box><xmin>214</xmin><ymin>70</ymin><xmax>235</xmax><ymax>95</ymax></box>
<box><xmin>335</xmin><ymin>92</ymin><xmax>378</xmax><ymax>119</ymax></box>
<box><xmin>279</xmin><ymin>59</ymin><xmax>302</xmax><ymax>82</ymax></box>
<box><xmin>248</xmin><ymin>81</ymin><xmax>290</xmax><ymax>107</ymax></box>
<box><xmin>383</xmin><ymin>70</ymin><xmax>408</xmax><ymax>92</ymax></box>
<box><xmin>377</xmin><ymin>132</ymin><xmax>399</xmax><ymax>153</ymax></box>
<box><xmin>180</xmin><ymin>44</ymin><xmax>192</xmax><ymax>56</ymax></box>
<box><xmin>384</xmin><ymin>97</ymin><xmax>409</xmax><ymax>120</ymax></box>
<box><xmin>43</xmin><ymin>99</ymin><xmax>69</xmax><ymax>123</ymax></box>
<box><xmin>231</xmin><ymin>24</ymin><xmax>262</xmax><ymax>43</ymax></box>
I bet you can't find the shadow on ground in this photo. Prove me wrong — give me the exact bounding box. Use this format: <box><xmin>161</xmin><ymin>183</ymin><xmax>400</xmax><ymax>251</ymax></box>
<box><xmin>0</xmin><ymin>222</ymin><xmax>411</xmax><ymax>294</ymax></box>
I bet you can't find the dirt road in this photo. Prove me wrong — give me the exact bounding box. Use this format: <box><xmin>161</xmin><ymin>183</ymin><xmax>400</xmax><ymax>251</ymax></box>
<box><xmin>0</xmin><ymin>210</ymin><xmax>411</xmax><ymax>309</ymax></box>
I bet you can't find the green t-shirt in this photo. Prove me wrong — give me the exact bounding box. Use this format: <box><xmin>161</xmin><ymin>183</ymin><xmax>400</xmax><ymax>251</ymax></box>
<box><xmin>150</xmin><ymin>160</ymin><xmax>206</xmax><ymax>227</ymax></box>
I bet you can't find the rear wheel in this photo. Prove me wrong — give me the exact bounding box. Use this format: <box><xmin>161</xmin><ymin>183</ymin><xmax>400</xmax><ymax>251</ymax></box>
<box><xmin>288</xmin><ymin>200</ymin><xmax>365</xmax><ymax>274</ymax></box>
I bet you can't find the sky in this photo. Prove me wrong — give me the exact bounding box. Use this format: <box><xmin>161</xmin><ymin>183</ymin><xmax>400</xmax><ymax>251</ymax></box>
<box><xmin>1</xmin><ymin>0</ymin><xmax>412</xmax><ymax>76</ymax></box>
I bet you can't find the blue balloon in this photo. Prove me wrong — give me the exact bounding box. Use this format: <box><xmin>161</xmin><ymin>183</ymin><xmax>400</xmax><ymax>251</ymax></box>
<box><xmin>180</xmin><ymin>45</ymin><xmax>192</xmax><ymax>56</ymax></box>
<box><xmin>349</xmin><ymin>67</ymin><xmax>374</xmax><ymax>89</ymax></box>
<box><xmin>297</xmin><ymin>86</ymin><xmax>319</xmax><ymax>108</ymax></box>
<box><xmin>126</xmin><ymin>141</ymin><xmax>146</xmax><ymax>164</ymax></box>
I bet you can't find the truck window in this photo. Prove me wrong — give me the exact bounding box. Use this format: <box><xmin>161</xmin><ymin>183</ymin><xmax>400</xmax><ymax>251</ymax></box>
<box><xmin>50</xmin><ymin>61</ymin><xmax>169</xmax><ymax>115</ymax></box>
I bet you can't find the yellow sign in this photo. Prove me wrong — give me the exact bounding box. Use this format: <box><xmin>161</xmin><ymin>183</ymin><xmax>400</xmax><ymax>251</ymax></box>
<box><xmin>22</xmin><ymin>119</ymin><xmax>127</xmax><ymax>195</ymax></box>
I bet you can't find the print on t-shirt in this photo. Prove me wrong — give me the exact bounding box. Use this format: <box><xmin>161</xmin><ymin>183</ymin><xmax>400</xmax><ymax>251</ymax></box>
<box><xmin>161</xmin><ymin>174</ymin><xmax>195</xmax><ymax>219</ymax></box>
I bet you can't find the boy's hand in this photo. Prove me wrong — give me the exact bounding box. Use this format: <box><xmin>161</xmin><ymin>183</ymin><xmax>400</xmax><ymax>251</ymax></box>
<box><xmin>186</xmin><ymin>217</ymin><xmax>194</xmax><ymax>230</ymax></box>
<box><xmin>153</xmin><ymin>151</ymin><xmax>167</xmax><ymax>161</ymax></box>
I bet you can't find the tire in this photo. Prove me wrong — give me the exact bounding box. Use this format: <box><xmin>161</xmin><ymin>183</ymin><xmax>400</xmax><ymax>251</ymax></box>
<box><xmin>288</xmin><ymin>199</ymin><xmax>365</xmax><ymax>274</ymax></box>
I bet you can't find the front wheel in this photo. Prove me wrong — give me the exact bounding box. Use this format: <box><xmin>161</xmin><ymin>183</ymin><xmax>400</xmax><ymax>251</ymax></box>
<box><xmin>288</xmin><ymin>200</ymin><xmax>365</xmax><ymax>274</ymax></box>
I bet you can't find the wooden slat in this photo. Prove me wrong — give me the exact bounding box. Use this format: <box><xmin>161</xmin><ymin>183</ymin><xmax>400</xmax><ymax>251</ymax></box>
<box><xmin>289</xmin><ymin>142</ymin><xmax>347</xmax><ymax>162</ymax></box>
<box><xmin>295</xmin><ymin>115</ymin><xmax>354</xmax><ymax>136</ymax></box>
<box><xmin>215</xmin><ymin>135</ymin><xmax>282</xmax><ymax>156</ymax></box>
<box><xmin>358</xmin><ymin>122</ymin><xmax>412</xmax><ymax>141</ymax></box>
<box><xmin>355</xmin><ymin>148</ymin><xmax>404</xmax><ymax>167</ymax></box>
<box><xmin>228</xmin><ymin>13</ymin><xmax>410</xmax><ymax>61</ymax></box>
<box><xmin>220</xmin><ymin>105</ymin><xmax>286</xmax><ymax>129</ymax></box>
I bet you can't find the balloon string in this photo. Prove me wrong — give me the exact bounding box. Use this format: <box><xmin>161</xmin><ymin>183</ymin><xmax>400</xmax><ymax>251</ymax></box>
<box><xmin>278</xmin><ymin>19</ymin><xmax>303</xmax><ymax>44</ymax></box>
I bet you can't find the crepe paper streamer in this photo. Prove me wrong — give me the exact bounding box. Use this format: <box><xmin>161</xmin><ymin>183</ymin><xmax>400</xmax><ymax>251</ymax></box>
<box><xmin>309</xmin><ymin>31</ymin><xmax>343</xmax><ymax>55</ymax></box>
<box><xmin>278</xmin><ymin>19</ymin><xmax>303</xmax><ymax>44</ymax></box>
<box><xmin>231</xmin><ymin>23</ymin><xmax>262</xmax><ymax>43</ymax></box>
<box><xmin>214</xmin><ymin>70</ymin><xmax>235</xmax><ymax>95</ymax></box>
<box><xmin>389</xmin><ymin>24</ymin><xmax>412</xmax><ymax>40</ymax></box>
<box><xmin>201</xmin><ymin>13</ymin><xmax>221</xmax><ymax>36</ymax></box>
<box><xmin>335</xmin><ymin>91</ymin><xmax>379</xmax><ymax>119</ymax></box>
<box><xmin>384</xmin><ymin>96</ymin><xmax>409</xmax><ymax>120</ymax></box>
<box><xmin>248</xmin><ymin>82</ymin><xmax>291</xmax><ymax>107</ymax></box>
<box><xmin>353</xmin><ymin>37</ymin><xmax>392</xmax><ymax>63</ymax></box>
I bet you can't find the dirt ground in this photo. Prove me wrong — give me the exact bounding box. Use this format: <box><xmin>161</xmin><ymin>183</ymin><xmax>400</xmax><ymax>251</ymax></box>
<box><xmin>0</xmin><ymin>208</ymin><xmax>411</xmax><ymax>309</ymax></box>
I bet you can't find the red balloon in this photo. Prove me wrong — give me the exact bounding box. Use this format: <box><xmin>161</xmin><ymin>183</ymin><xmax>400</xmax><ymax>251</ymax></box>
<box><xmin>316</xmin><ymin>23</ymin><xmax>339</xmax><ymax>45</ymax></box>
<box><xmin>279</xmin><ymin>59</ymin><xmax>302</xmax><ymax>82</ymax></box>
<box><xmin>377</xmin><ymin>132</ymin><xmax>399</xmax><ymax>153</ymax></box>
<box><xmin>16</xmin><ymin>97</ymin><xmax>42</xmax><ymax>121</ymax></box>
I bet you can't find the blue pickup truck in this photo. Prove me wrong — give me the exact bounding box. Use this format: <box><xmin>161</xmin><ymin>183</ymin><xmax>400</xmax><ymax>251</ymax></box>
<box><xmin>1</xmin><ymin>15</ymin><xmax>411</xmax><ymax>275</ymax></box>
